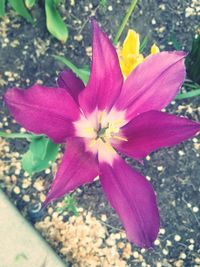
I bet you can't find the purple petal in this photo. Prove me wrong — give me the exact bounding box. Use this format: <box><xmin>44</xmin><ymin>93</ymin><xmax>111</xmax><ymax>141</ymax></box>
<box><xmin>79</xmin><ymin>21</ymin><xmax>123</xmax><ymax>115</ymax></box>
<box><xmin>57</xmin><ymin>70</ymin><xmax>84</xmax><ymax>103</ymax></box>
<box><xmin>43</xmin><ymin>137</ymin><xmax>99</xmax><ymax>206</ymax></box>
<box><xmin>100</xmin><ymin>156</ymin><xmax>160</xmax><ymax>248</ymax></box>
<box><xmin>116</xmin><ymin>51</ymin><xmax>186</xmax><ymax>120</ymax></box>
<box><xmin>4</xmin><ymin>85</ymin><xmax>80</xmax><ymax>143</ymax></box>
<box><xmin>113</xmin><ymin>110</ymin><xmax>200</xmax><ymax>160</ymax></box>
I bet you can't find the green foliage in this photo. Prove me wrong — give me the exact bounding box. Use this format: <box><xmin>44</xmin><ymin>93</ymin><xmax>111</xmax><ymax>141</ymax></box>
<box><xmin>186</xmin><ymin>35</ymin><xmax>200</xmax><ymax>85</ymax></box>
<box><xmin>99</xmin><ymin>0</ymin><xmax>107</xmax><ymax>6</ymax></box>
<box><xmin>99</xmin><ymin>0</ymin><xmax>108</xmax><ymax>12</ymax></box>
<box><xmin>113</xmin><ymin>0</ymin><xmax>138</xmax><ymax>45</ymax></box>
<box><xmin>0</xmin><ymin>131</ymin><xmax>33</xmax><ymax>140</ymax></box>
<box><xmin>8</xmin><ymin>0</ymin><xmax>33</xmax><ymax>23</ymax></box>
<box><xmin>54</xmin><ymin>55</ymin><xmax>90</xmax><ymax>85</ymax></box>
<box><xmin>22</xmin><ymin>135</ymin><xmax>60</xmax><ymax>175</ymax></box>
<box><xmin>45</xmin><ymin>0</ymin><xmax>68</xmax><ymax>43</ymax></box>
<box><xmin>0</xmin><ymin>131</ymin><xmax>60</xmax><ymax>174</ymax></box>
<box><xmin>139</xmin><ymin>36</ymin><xmax>148</xmax><ymax>53</ymax></box>
<box><xmin>169</xmin><ymin>33</ymin><xmax>181</xmax><ymax>50</ymax></box>
<box><xmin>0</xmin><ymin>0</ymin><xmax>6</xmax><ymax>17</ymax></box>
<box><xmin>176</xmin><ymin>81</ymin><xmax>200</xmax><ymax>100</ymax></box>
<box><xmin>25</xmin><ymin>0</ymin><xmax>36</xmax><ymax>9</ymax></box>
<box><xmin>1</xmin><ymin>0</ymin><xmax>68</xmax><ymax>42</ymax></box>
<box><xmin>57</xmin><ymin>195</ymin><xmax>79</xmax><ymax>216</ymax></box>
<box><xmin>53</xmin><ymin>0</ymin><xmax>60</xmax><ymax>6</ymax></box>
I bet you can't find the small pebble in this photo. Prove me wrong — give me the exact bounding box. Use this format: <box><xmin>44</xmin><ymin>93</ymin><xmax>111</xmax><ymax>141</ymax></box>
<box><xmin>174</xmin><ymin>235</ymin><xmax>181</xmax><ymax>242</ymax></box>
<box><xmin>188</xmin><ymin>244</ymin><xmax>194</xmax><ymax>250</ymax></box>
<box><xmin>13</xmin><ymin>186</ymin><xmax>20</xmax><ymax>194</ymax></box>
<box><xmin>174</xmin><ymin>260</ymin><xmax>184</xmax><ymax>267</ymax></box>
<box><xmin>117</xmin><ymin>242</ymin><xmax>125</xmax><ymax>249</ymax></box>
<box><xmin>15</xmin><ymin>169</ymin><xmax>21</xmax><ymax>175</ymax></box>
<box><xmin>162</xmin><ymin>248</ymin><xmax>169</xmax><ymax>255</ymax></box>
<box><xmin>154</xmin><ymin>239</ymin><xmax>160</xmax><ymax>245</ymax></box>
<box><xmin>101</xmin><ymin>214</ymin><xmax>107</xmax><ymax>222</ymax></box>
<box><xmin>146</xmin><ymin>176</ymin><xmax>151</xmax><ymax>181</ymax></box>
<box><xmin>192</xmin><ymin>206</ymin><xmax>199</xmax><ymax>213</ymax></box>
<box><xmin>160</xmin><ymin>228</ymin><xmax>165</xmax><ymax>234</ymax></box>
<box><xmin>178</xmin><ymin>150</ymin><xmax>185</xmax><ymax>156</ymax></box>
<box><xmin>195</xmin><ymin>258</ymin><xmax>200</xmax><ymax>264</ymax></box>
<box><xmin>180</xmin><ymin>252</ymin><xmax>186</xmax><ymax>259</ymax></box>
<box><xmin>45</xmin><ymin>168</ymin><xmax>51</xmax><ymax>174</ymax></box>
<box><xmin>189</xmin><ymin>238</ymin><xmax>195</xmax><ymax>244</ymax></box>
<box><xmin>133</xmin><ymin>251</ymin><xmax>139</xmax><ymax>258</ymax></box>
<box><xmin>166</xmin><ymin>240</ymin><xmax>172</xmax><ymax>246</ymax></box>
<box><xmin>157</xmin><ymin>166</ymin><xmax>163</xmax><ymax>171</ymax></box>
<box><xmin>193</xmin><ymin>137</ymin><xmax>198</xmax><ymax>143</ymax></box>
<box><xmin>22</xmin><ymin>195</ymin><xmax>30</xmax><ymax>202</ymax></box>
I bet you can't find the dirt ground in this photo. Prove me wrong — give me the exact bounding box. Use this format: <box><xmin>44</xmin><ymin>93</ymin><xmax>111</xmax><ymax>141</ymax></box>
<box><xmin>0</xmin><ymin>0</ymin><xmax>200</xmax><ymax>266</ymax></box>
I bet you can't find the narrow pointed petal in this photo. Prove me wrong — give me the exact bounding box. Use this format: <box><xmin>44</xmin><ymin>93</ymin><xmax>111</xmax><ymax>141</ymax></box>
<box><xmin>79</xmin><ymin>21</ymin><xmax>123</xmax><ymax>115</ymax></box>
<box><xmin>122</xmin><ymin>30</ymin><xmax>140</xmax><ymax>57</ymax></box>
<box><xmin>113</xmin><ymin>110</ymin><xmax>200</xmax><ymax>160</ymax></box>
<box><xmin>4</xmin><ymin>85</ymin><xmax>80</xmax><ymax>143</ymax></box>
<box><xmin>44</xmin><ymin>137</ymin><xmax>99</xmax><ymax>206</ymax></box>
<box><xmin>100</xmin><ymin>156</ymin><xmax>160</xmax><ymax>248</ymax></box>
<box><xmin>116</xmin><ymin>51</ymin><xmax>186</xmax><ymax>120</ymax></box>
<box><xmin>57</xmin><ymin>70</ymin><xmax>84</xmax><ymax>103</ymax></box>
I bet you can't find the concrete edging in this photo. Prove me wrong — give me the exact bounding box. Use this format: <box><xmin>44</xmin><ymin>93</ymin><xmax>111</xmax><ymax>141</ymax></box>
<box><xmin>0</xmin><ymin>189</ymin><xmax>67</xmax><ymax>267</ymax></box>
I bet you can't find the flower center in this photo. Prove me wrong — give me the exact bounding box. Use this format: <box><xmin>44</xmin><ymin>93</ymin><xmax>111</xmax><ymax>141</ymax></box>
<box><xmin>74</xmin><ymin>109</ymin><xmax>128</xmax><ymax>153</ymax></box>
<box><xmin>96</xmin><ymin>125</ymin><xmax>108</xmax><ymax>141</ymax></box>
<box><xmin>95</xmin><ymin>121</ymin><xmax>127</xmax><ymax>144</ymax></box>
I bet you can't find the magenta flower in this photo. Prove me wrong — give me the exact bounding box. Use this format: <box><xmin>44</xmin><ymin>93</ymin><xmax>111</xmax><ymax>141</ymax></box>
<box><xmin>5</xmin><ymin>21</ymin><xmax>200</xmax><ymax>248</ymax></box>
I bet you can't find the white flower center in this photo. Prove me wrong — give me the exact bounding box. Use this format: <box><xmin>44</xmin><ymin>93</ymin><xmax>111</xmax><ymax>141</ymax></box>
<box><xmin>73</xmin><ymin>108</ymin><xmax>127</xmax><ymax>164</ymax></box>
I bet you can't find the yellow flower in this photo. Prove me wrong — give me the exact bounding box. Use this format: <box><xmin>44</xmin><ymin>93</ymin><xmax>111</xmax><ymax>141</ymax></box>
<box><xmin>118</xmin><ymin>30</ymin><xmax>159</xmax><ymax>79</ymax></box>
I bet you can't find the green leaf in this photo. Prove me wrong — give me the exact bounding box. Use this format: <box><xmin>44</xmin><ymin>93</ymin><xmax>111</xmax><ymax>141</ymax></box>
<box><xmin>169</xmin><ymin>33</ymin><xmax>181</xmax><ymax>50</ymax></box>
<box><xmin>22</xmin><ymin>136</ymin><xmax>60</xmax><ymax>174</ymax></box>
<box><xmin>53</xmin><ymin>55</ymin><xmax>90</xmax><ymax>85</ymax></box>
<box><xmin>0</xmin><ymin>131</ymin><xmax>34</xmax><ymax>140</ymax></box>
<box><xmin>176</xmin><ymin>89</ymin><xmax>200</xmax><ymax>99</ymax></box>
<box><xmin>57</xmin><ymin>195</ymin><xmax>79</xmax><ymax>216</ymax></box>
<box><xmin>8</xmin><ymin>0</ymin><xmax>33</xmax><ymax>23</ymax></box>
<box><xmin>0</xmin><ymin>0</ymin><xmax>6</xmax><ymax>17</ymax></box>
<box><xmin>53</xmin><ymin>0</ymin><xmax>60</xmax><ymax>6</ymax></box>
<box><xmin>30</xmin><ymin>135</ymin><xmax>49</xmax><ymax>160</ymax></box>
<box><xmin>45</xmin><ymin>0</ymin><xmax>68</xmax><ymax>43</ymax></box>
<box><xmin>139</xmin><ymin>36</ymin><xmax>148</xmax><ymax>53</ymax></box>
<box><xmin>186</xmin><ymin>35</ymin><xmax>200</xmax><ymax>84</ymax></box>
<box><xmin>25</xmin><ymin>0</ymin><xmax>36</xmax><ymax>9</ymax></box>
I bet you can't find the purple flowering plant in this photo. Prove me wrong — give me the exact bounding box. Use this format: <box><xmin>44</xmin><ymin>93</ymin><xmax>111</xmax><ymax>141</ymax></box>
<box><xmin>4</xmin><ymin>21</ymin><xmax>200</xmax><ymax>248</ymax></box>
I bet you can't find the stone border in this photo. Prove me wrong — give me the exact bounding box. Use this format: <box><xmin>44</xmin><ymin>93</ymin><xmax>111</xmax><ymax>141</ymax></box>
<box><xmin>0</xmin><ymin>189</ymin><xmax>67</xmax><ymax>267</ymax></box>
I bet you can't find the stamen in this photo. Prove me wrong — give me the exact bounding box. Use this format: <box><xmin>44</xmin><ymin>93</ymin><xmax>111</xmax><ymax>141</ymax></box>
<box><xmin>113</xmin><ymin>136</ymin><xmax>128</xmax><ymax>141</ymax></box>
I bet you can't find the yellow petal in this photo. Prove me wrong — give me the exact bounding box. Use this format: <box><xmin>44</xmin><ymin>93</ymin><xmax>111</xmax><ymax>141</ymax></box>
<box><xmin>151</xmin><ymin>43</ymin><xmax>160</xmax><ymax>54</ymax></box>
<box><xmin>122</xmin><ymin>30</ymin><xmax>140</xmax><ymax>59</ymax></box>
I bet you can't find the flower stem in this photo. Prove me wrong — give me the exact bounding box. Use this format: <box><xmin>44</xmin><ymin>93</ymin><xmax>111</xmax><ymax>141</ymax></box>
<box><xmin>113</xmin><ymin>0</ymin><xmax>138</xmax><ymax>46</ymax></box>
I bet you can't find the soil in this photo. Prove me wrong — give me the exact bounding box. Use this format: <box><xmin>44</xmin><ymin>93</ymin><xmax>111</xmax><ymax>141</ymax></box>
<box><xmin>0</xmin><ymin>0</ymin><xmax>200</xmax><ymax>266</ymax></box>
